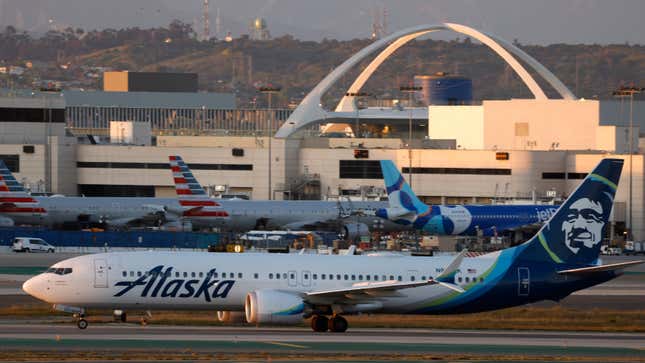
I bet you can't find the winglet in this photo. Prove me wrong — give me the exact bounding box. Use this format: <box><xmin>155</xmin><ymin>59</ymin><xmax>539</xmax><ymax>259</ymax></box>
<box><xmin>436</xmin><ymin>249</ymin><xmax>468</xmax><ymax>283</ymax></box>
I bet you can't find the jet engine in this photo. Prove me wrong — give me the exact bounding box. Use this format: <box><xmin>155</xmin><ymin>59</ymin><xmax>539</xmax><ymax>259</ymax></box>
<box><xmin>244</xmin><ymin>289</ymin><xmax>305</xmax><ymax>325</ymax></box>
<box><xmin>216</xmin><ymin>310</ymin><xmax>246</xmax><ymax>323</ymax></box>
<box><xmin>341</xmin><ymin>223</ymin><xmax>370</xmax><ymax>240</ymax></box>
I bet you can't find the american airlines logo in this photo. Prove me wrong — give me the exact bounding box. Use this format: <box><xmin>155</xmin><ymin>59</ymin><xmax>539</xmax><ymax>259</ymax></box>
<box><xmin>114</xmin><ymin>265</ymin><xmax>234</xmax><ymax>302</ymax></box>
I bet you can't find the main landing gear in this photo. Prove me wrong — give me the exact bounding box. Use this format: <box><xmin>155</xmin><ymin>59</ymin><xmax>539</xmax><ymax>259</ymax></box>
<box><xmin>310</xmin><ymin>315</ymin><xmax>348</xmax><ymax>333</ymax></box>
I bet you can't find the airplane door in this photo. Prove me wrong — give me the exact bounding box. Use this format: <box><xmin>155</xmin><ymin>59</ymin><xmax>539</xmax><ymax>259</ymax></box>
<box><xmin>288</xmin><ymin>270</ymin><xmax>297</xmax><ymax>287</ymax></box>
<box><xmin>517</xmin><ymin>267</ymin><xmax>530</xmax><ymax>297</ymax></box>
<box><xmin>301</xmin><ymin>270</ymin><xmax>311</xmax><ymax>287</ymax></box>
<box><xmin>94</xmin><ymin>258</ymin><xmax>108</xmax><ymax>288</ymax></box>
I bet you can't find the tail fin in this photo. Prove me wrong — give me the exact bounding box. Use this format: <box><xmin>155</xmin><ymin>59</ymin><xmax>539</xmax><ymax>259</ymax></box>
<box><xmin>375</xmin><ymin>160</ymin><xmax>429</xmax><ymax>223</ymax></box>
<box><xmin>522</xmin><ymin>158</ymin><xmax>623</xmax><ymax>266</ymax></box>
<box><xmin>0</xmin><ymin>160</ymin><xmax>46</xmax><ymax>214</ymax></box>
<box><xmin>168</xmin><ymin>156</ymin><xmax>220</xmax><ymax>208</ymax></box>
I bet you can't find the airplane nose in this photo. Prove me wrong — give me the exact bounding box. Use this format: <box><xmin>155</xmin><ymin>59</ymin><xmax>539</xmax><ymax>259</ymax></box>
<box><xmin>22</xmin><ymin>277</ymin><xmax>36</xmax><ymax>296</ymax></box>
<box><xmin>22</xmin><ymin>275</ymin><xmax>45</xmax><ymax>300</ymax></box>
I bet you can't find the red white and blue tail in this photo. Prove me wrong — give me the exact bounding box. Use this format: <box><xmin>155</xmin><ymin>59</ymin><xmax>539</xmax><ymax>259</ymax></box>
<box><xmin>168</xmin><ymin>156</ymin><xmax>228</xmax><ymax>218</ymax></box>
<box><xmin>0</xmin><ymin>160</ymin><xmax>46</xmax><ymax>215</ymax></box>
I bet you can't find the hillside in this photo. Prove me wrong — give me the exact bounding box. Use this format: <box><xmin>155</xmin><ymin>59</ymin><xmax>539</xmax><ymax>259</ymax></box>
<box><xmin>1</xmin><ymin>23</ymin><xmax>643</xmax><ymax>107</ymax></box>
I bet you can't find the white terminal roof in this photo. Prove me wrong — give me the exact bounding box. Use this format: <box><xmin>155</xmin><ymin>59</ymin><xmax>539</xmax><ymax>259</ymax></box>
<box><xmin>63</xmin><ymin>90</ymin><xmax>236</xmax><ymax>109</ymax></box>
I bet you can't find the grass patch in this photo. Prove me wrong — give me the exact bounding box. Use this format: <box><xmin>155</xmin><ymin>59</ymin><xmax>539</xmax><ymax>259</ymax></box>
<box><xmin>3</xmin><ymin>302</ymin><xmax>644</xmax><ymax>332</ymax></box>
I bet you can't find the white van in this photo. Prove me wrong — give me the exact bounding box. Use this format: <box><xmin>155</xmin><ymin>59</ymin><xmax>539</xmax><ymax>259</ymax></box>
<box><xmin>12</xmin><ymin>237</ymin><xmax>55</xmax><ymax>253</ymax></box>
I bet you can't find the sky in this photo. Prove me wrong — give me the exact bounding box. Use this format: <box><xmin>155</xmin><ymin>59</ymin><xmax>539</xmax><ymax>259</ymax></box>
<box><xmin>0</xmin><ymin>0</ymin><xmax>643</xmax><ymax>45</ymax></box>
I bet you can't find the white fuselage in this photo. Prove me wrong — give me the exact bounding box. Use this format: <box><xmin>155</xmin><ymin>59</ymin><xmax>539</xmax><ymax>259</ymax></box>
<box><xmin>24</xmin><ymin>251</ymin><xmax>496</xmax><ymax>313</ymax></box>
<box><xmin>5</xmin><ymin>197</ymin><xmax>397</xmax><ymax>231</ymax></box>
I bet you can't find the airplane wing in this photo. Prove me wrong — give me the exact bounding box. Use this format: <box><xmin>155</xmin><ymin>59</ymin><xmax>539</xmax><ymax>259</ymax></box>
<box><xmin>306</xmin><ymin>279</ymin><xmax>463</xmax><ymax>304</ymax></box>
<box><xmin>557</xmin><ymin>260</ymin><xmax>645</xmax><ymax>275</ymax></box>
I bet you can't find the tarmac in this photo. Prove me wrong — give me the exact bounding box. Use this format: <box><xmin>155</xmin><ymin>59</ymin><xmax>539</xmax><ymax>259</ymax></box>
<box><xmin>0</xmin><ymin>323</ymin><xmax>643</xmax><ymax>358</ymax></box>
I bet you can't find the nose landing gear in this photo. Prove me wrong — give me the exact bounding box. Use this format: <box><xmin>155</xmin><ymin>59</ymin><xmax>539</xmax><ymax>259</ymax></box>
<box><xmin>73</xmin><ymin>313</ymin><xmax>88</xmax><ymax>329</ymax></box>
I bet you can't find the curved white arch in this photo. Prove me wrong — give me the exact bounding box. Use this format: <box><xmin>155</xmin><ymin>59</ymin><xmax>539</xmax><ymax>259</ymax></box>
<box><xmin>276</xmin><ymin>23</ymin><xmax>575</xmax><ymax>138</ymax></box>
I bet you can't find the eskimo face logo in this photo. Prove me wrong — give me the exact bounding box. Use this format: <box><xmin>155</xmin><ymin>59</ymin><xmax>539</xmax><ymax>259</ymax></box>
<box><xmin>561</xmin><ymin>198</ymin><xmax>604</xmax><ymax>254</ymax></box>
<box><xmin>114</xmin><ymin>265</ymin><xmax>234</xmax><ymax>302</ymax></box>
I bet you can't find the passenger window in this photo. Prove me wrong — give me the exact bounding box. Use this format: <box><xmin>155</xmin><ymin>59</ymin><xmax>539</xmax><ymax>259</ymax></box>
<box><xmin>321</xmin><ymin>274</ymin><xmax>326</xmax><ymax>280</ymax></box>
<box><xmin>130</xmin><ymin>271</ymin><xmax>134</xmax><ymax>277</ymax></box>
<box><xmin>374</xmin><ymin>275</ymin><xmax>378</xmax><ymax>281</ymax></box>
<box><xmin>290</xmin><ymin>273</ymin><xmax>295</xmax><ymax>279</ymax></box>
<box><xmin>336</xmin><ymin>274</ymin><xmax>341</xmax><ymax>280</ymax></box>
<box><xmin>122</xmin><ymin>271</ymin><xmax>127</xmax><ymax>277</ymax></box>
<box><xmin>137</xmin><ymin>271</ymin><xmax>142</xmax><ymax>277</ymax></box>
<box><xmin>358</xmin><ymin>275</ymin><xmax>363</xmax><ymax>281</ymax></box>
<box><xmin>276</xmin><ymin>273</ymin><xmax>280</xmax><ymax>279</ymax></box>
<box><xmin>269</xmin><ymin>273</ymin><xmax>273</xmax><ymax>279</ymax></box>
<box><xmin>366</xmin><ymin>275</ymin><xmax>370</xmax><ymax>281</ymax></box>
<box><xmin>175</xmin><ymin>272</ymin><xmax>180</xmax><ymax>278</ymax></box>
<box><xmin>183</xmin><ymin>272</ymin><xmax>188</xmax><ymax>278</ymax></box>
<box><xmin>344</xmin><ymin>274</ymin><xmax>348</xmax><ymax>280</ymax></box>
<box><xmin>191</xmin><ymin>272</ymin><xmax>196</xmax><ymax>278</ymax></box>
<box><xmin>239</xmin><ymin>273</ymin><xmax>243</xmax><ymax>279</ymax></box>
<box><xmin>214</xmin><ymin>272</ymin><xmax>218</xmax><ymax>278</ymax></box>
<box><xmin>422</xmin><ymin>276</ymin><xmax>426</xmax><ymax>280</ymax></box>
<box><xmin>389</xmin><ymin>275</ymin><xmax>394</xmax><ymax>280</ymax></box>
<box><xmin>351</xmin><ymin>275</ymin><xmax>356</xmax><ymax>281</ymax></box>
<box><xmin>458</xmin><ymin>277</ymin><xmax>463</xmax><ymax>283</ymax></box>
<box><xmin>313</xmin><ymin>274</ymin><xmax>317</xmax><ymax>280</ymax></box>
<box><xmin>397</xmin><ymin>276</ymin><xmax>402</xmax><ymax>281</ymax></box>
<box><xmin>304</xmin><ymin>274</ymin><xmax>309</xmax><ymax>279</ymax></box>
<box><xmin>465</xmin><ymin>277</ymin><xmax>470</xmax><ymax>283</ymax></box>
<box><xmin>199</xmin><ymin>272</ymin><xmax>204</xmax><ymax>278</ymax></box>
<box><xmin>410</xmin><ymin>276</ymin><xmax>415</xmax><ymax>281</ymax></box>
<box><xmin>254</xmin><ymin>273</ymin><xmax>259</xmax><ymax>279</ymax></box>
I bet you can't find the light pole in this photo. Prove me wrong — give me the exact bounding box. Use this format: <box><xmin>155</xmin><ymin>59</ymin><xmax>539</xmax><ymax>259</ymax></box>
<box><xmin>400</xmin><ymin>85</ymin><xmax>422</xmax><ymax>188</ymax></box>
<box><xmin>612</xmin><ymin>86</ymin><xmax>643</xmax><ymax>241</ymax></box>
<box><xmin>346</xmin><ymin>92</ymin><xmax>370</xmax><ymax>138</ymax></box>
<box><xmin>258</xmin><ymin>86</ymin><xmax>281</xmax><ymax>200</ymax></box>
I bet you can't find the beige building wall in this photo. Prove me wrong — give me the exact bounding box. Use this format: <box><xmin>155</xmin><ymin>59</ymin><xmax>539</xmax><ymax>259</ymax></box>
<box><xmin>428</xmin><ymin>105</ymin><xmax>484</xmax><ymax>149</ymax></box>
<box><xmin>483</xmin><ymin>99</ymin><xmax>599</xmax><ymax>151</ymax></box>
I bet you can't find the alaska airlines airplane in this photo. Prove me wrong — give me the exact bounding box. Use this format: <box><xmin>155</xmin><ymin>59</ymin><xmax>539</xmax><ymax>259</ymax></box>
<box><xmin>23</xmin><ymin>159</ymin><xmax>643</xmax><ymax>332</ymax></box>
<box><xmin>376</xmin><ymin>160</ymin><xmax>560</xmax><ymax>236</ymax></box>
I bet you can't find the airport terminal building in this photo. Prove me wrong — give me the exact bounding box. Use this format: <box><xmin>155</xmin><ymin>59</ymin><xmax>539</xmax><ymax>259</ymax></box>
<box><xmin>1</xmin><ymin>24</ymin><xmax>644</xmax><ymax>241</ymax></box>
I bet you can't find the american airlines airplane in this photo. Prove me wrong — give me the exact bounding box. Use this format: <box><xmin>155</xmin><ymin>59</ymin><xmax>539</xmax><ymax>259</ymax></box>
<box><xmin>0</xmin><ymin>160</ymin><xmax>174</xmax><ymax>228</ymax></box>
<box><xmin>168</xmin><ymin>155</ymin><xmax>394</xmax><ymax>237</ymax></box>
<box><xmin>0</xmin><ymin>158</ymin><xmax>388</xmax><ymax>235</ymax></box>
<box><xmin>23</xmin><ymin>159</ymin><xmax>644</xmax><ymax>332</ymax></box>
<box><xmin>376</xmin><ymin>160</ymin><xmax>560</xmax><ymax>236</ymax></box>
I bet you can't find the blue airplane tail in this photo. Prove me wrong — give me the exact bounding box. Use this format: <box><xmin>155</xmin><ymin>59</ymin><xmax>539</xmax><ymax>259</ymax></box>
<box><xmin>520</xmin><ymin>158</ymin><xmax>623</xmax><ymax>267</ymax></box>
<box><xmin>375</xmin><ymin>160</ymin><xmax>429</xmax><ymax>224</ymax></box>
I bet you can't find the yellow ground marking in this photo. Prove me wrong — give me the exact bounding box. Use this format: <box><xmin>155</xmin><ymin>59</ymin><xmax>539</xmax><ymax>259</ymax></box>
<box><xmin>263</xmin><ymin>341</ymin><xmax>309</xmax><ymax>349</ymax></box>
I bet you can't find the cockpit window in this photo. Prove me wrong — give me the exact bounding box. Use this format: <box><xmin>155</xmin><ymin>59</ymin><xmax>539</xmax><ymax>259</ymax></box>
<box><xmin>46</xmin><ymin>267</ymin><xmax>72</xmax><ymax>275</ymax></box>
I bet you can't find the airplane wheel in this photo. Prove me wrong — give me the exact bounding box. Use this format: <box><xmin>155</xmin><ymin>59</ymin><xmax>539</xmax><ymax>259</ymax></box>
<box><xmin>310</xmin><ymin>315</ymin><xmax>329</xmax><ymax>332</ymax></box>
<box><xmin>77</xmin><ymin>319</ymin><xmax>88</xmax><ymax>329</ymax></box>
<box><xmin>328</xmin><ymin>315</ymin><xmax>348</xmax><ymax>333</ymax></box>
<box><xmin>120</xmin><ymin>312</ymin><xmax>127</xmax><ymax>323</ymax></box>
